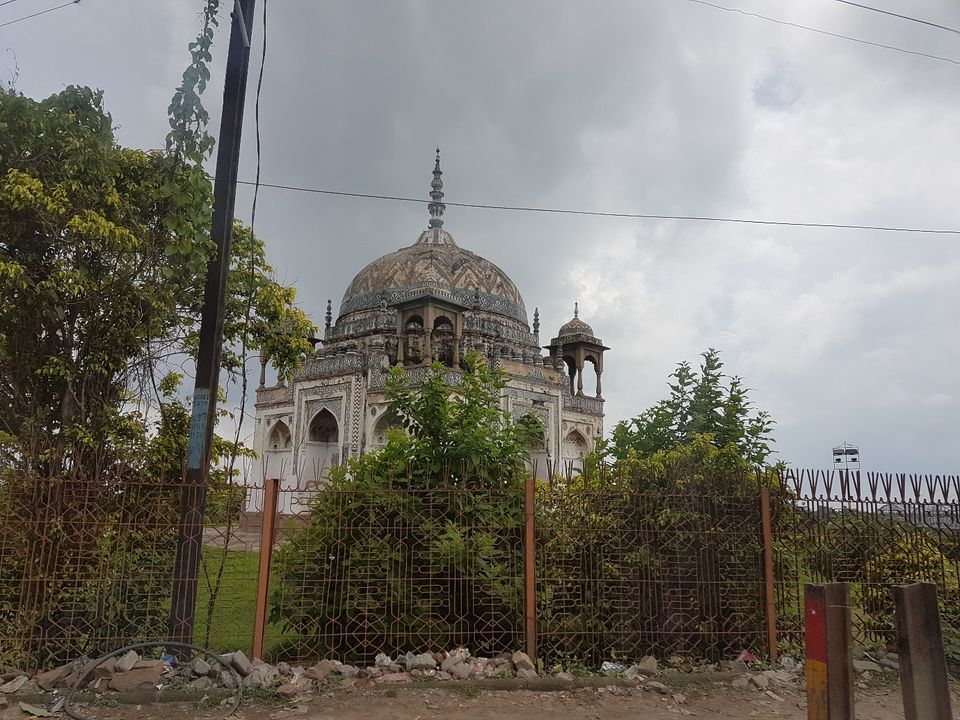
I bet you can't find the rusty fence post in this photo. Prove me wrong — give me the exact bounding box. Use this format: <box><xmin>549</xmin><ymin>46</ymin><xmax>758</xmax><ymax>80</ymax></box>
<box><xmin>805</xmin><ymin>583</ymin><xmax>855</xmax><ymax>720</ymax></box>
<box><xmin>524</xmin><ymin>474</ymin><xmax>537</xmax><ymax>664</ymax></box>
<box><xmin>892</xmin><ymin>582</ymin><xmax>953</xmax><ymax>720</ymax></box>
<box><xmin>760</xmin><ymin>487</ymin><xmax>778</xmax><ymax>662</ymax></box>
<box><xmin>252</xmin><ymin>478</ymin><xmax>280</xmax><ymax>660</ymax></box>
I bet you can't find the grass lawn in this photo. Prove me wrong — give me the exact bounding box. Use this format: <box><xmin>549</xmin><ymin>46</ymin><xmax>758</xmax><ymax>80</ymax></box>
<box><xmin>194</xmin><ymin>547</ymin><xmax>271</xmax><ymax>656</ymax></box>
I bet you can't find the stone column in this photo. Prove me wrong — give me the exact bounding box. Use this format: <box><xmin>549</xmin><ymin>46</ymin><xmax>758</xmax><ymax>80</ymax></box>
<box><xmin>595</xmin><ymin>369</ymin><xmax>602</xmax><ymax>398</ymax></box>
<box><xmin>576</xmin><ymin>364</ymin><xmax>584</xmax><ymax>396</ymax></box>
<box><xmin>423</xmin><ymin>307</ymin><xmax>433</xmax><ymax>364</ymax></box>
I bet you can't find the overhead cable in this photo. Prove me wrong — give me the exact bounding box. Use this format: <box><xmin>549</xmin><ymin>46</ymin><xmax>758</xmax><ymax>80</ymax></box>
<box><xmin>0</xmin><ymin>0</ymin><xmax>79</xmax><ymax>29</ymax></box>
<box><xmin>688</xmin><ymin>0</ymin><xmax>960</xmax><ymax>66</ymax></box>
<box><xmin>218</xmin><ymin>177</ymin><xmax>960</xmax><ymax>236</ymax></box>
<box><xmin>834</xmin><ymin>1</ymin><xmax>960</xmax><ymax>36</ymax></box>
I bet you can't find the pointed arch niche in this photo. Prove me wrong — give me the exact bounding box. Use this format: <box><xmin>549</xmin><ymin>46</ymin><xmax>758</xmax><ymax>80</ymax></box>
<box><xmin>371</xmin><ymin>412</ymin><xmax>404</xmax><ymax>448</ymax></box>
<box><xmin>308</xmin><ymin>408</ymin><xmax>339</xmax><ymax>443</ymax></box>
<box><xmin>562</xmin><ymin>428</ymin><xmax>589</xmax><ymax>473</ymax></box>
<box><xmin>267</xmin><ymin>420</ymin><xmax>292</xmax><ymax>451</ymax></box>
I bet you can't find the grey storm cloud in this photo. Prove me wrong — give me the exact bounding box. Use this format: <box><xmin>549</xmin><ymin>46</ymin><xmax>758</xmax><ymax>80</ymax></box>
<box><xmin>3</xmin><ymin>0</ymin><xmax>958</xmax><ymax>471</ymax></box>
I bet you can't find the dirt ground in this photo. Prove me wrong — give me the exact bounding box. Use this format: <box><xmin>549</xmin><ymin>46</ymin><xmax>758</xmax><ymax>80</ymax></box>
<box><xmin>6</xmin><ymin>677</ymin><xmax>958</xmax><ymax>720</ymax></box>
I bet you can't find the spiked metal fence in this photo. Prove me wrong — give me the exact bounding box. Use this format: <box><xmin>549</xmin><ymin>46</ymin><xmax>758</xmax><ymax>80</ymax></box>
<box><xmin>773</xmin><ymin>469</ymin><xmax>960</xmax><ymax>657</ymax></box>
<box><xmin>1</xmin><ymin>467</ymin><xmax>959</xmax><ymax>670</ymax></box>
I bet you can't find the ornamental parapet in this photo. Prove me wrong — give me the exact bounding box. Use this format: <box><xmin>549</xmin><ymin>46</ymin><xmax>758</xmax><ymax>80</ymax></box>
<box><xmin>294</xmin><ymin>351</ymin><xmax>367</xmax><ymax>380</ymax></box>
<box><xmin>255</xmin><ymin>385</ymin><xmax>293</xmax><ymax>405</ymax></box>
<box><xmin>563</xmin><ymin>393</ymin><xmax>604</xmax><ymax>415</ymax></box>
<box><xmin>368</xmin><ymin>364</ymin><xmax>463</xmax><ymax>391</ymax></box>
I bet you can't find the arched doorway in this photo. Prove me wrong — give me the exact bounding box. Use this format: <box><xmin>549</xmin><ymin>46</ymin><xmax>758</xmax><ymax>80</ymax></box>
<box><xmin>371</xmin><ymin>413</ymin><xmax>404</xmax><ymax>448</ymax></box>
<box><xmin>303</xmin><ymin>409</ymin><xmax>340</xmax><ymax>487</ymax></box>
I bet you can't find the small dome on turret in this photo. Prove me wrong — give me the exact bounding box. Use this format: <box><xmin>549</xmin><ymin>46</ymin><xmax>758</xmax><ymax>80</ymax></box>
<box><xmin>557</xmin><ymin>303</ymin><xmax>595</xmax><ymax>339</ymax></box>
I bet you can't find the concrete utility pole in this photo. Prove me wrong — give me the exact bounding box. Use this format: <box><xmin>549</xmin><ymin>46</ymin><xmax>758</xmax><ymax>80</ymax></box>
<box><xmin>168</xmin><ymin>0</ymin><xmax>258</xmax><ymax>648</ymax></box>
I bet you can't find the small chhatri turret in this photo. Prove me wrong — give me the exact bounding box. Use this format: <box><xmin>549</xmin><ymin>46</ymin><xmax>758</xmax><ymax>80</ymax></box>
<box><xmin>546</xmin><ymin>302</ymin><xmax>608</xmax><ymax>399</ymax></box>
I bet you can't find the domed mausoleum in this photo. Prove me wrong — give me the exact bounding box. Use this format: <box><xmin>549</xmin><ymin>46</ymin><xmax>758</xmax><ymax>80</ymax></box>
<box><xmin>246</xmin><ymin>153</ymin><xmax>608</xmax><ymax>519</ymax></box>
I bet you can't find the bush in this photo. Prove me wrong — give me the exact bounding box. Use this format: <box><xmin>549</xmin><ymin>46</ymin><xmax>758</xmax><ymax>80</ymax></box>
<box><xmin>269</xmin><ymin>354</ymin><xmax>541</xmax><ymax>662</ymax></box>
<box><xmin>861</xmin><ymin>531</ymin><xmax>960</xmax><ymax>645</ymax></box>
<box><xmin>537</xmin><ymin>437</ymin><xmax>782</xmax><ymax>663</ymax></box>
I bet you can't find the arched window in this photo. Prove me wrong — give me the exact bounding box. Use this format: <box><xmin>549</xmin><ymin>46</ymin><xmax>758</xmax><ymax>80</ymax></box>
<box><xmin>372</xmin><ymin>413</ymin><xmax>404</xmax><ymax>447</ymax></box>
<box><xmin>267</xmin><ymin>421</ymin><xmax>292</xmax><ymax>451</ymax></box>
<box><xmin>404</xmin><ymin>315</ymin><xmax>425</xmax><ymax>364</ymax></box>
<box><xmin>432</xmin><ymin>316</ymin><xmax>455</xmax><ymax>367</ymax></box>
<box><xmin>563</xmin><ymin>429</ymin><xmax>589</xmax><ymax>459</ymax></box>
<box><xmin>308</xmin><ymin>409</ymin><xmax>339</xmax><ymax>443</ymax></box>
<box><xmin>584</xmin><ymin>355</ymin><xmax>599</xmax><ymax>397</ymax></box>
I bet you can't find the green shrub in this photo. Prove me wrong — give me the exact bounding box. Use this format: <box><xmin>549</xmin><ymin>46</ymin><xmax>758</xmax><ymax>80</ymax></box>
<box><xmin>269</xmin><ymin>354</ymin><xmax>541</xmax><ymax>662</ymax></box>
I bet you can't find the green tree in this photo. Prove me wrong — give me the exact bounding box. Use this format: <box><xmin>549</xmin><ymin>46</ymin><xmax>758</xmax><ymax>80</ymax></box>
<box><xmin>597</xmin><ymin>349</ymin><xmax>775</xmax><ymax>466</ymax></box>
<box><xmin>0</xmin><ymin>82</ymin><xmax>314</xmax><ymax>665</ymax></box>
<box><xmin>270</xmin><ymin>354</ymin><xmax>542</xmax><ymax>661</ymax></box>
<box><xmin>0</xmin><ymin>85</ymin><xmax>314</xmax><ymax>465</ymax></box>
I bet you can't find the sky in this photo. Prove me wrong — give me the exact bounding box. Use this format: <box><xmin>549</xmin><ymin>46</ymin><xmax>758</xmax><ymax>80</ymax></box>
<box><xmin>3</xmin><ymin>0</ymin><xmax>959</xmax><ymax>472</ymax></box>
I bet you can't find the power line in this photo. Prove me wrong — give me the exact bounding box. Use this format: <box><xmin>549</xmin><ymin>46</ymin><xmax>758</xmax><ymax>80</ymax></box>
<box><xmin>0</xmin><ymin>0</ymin><xmax>28</xmax><ymax>8</ymax></box>
<box><xmin>834</xmin><ymin>0</ymin><xmax>960</xmax><ymax>36</ymax></box>
<box><xmin>0</xmin><ymin>0</ymin><xmax>79</xmax><ymax>29</ymax></box>
<box><xmin>220</xmin><ymin>176</ymin><xmax>960</xmax><ymax>236</ymax></box>
<box><xmin>688</xmin><ymin>0</ymin><xmax>960</xmax><ymax>66</ymax></box>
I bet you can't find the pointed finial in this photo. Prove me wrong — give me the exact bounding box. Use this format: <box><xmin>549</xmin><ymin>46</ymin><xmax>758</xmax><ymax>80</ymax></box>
<box><xmin>533</xmin><ymin>307</ymin><xmax>540</xmax><ymax>335</ymax></box>
<box><xmin>428</xmin><ymin>147</ymin><xmax>445</xmax><ymax>231</ymax></box>
<box><xmin>325</xmin><ymin>299</ymin><xmax>332</xmax><ymax>329</ymax></box>
<box><xmin>574</xmin><ymin>301</ymin><xmax>579</xmax><ymax>318</ymax></box>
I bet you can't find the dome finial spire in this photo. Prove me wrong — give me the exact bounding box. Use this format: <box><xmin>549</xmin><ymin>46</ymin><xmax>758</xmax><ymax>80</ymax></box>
<box><xmin>574</xmin><ymin>301</ymin><xmax>579</xmax><ymax>318</ymax></box>
<box><xmin>428</xmin><ymin>147</ymin><xmax>445</xmax><ymax>231</ymax></box>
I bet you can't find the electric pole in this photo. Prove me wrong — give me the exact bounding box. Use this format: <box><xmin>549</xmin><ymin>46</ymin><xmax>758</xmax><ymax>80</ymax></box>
<box><xmin>168</xmin><ymin>0</ymin><xmax>257</xmax><ymax>648</ymax></box>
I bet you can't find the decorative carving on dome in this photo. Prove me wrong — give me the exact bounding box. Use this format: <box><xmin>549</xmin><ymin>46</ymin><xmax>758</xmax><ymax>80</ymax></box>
<box><xmin>338</xmin><ymin>286</ymin><xmax>530</xmax><ymax>326</ymax></box>
<box><xmin>339</xmin><ymin>243</ymin><xmax>528</xmax><ymax>324</ymax></box>
<box><xmin>556</xmin><ymin>302</ymin><xmax>596</xmax><ymax>340</ymax></box>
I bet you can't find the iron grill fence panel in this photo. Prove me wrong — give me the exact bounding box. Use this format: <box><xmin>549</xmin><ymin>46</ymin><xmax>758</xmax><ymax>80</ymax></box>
<box><xmin>535</xmin><ymin>481</ymin><xmax>767</xmax><ymax>665</ymax></box>
<box><xmin>1</xmin><ymin>468</ymin><xmax>959</xmax><ymax>670</ymax></box>
<box><xmin>264</xmin><ymin>476</ymin><xmax>526</xmax><ymax>664</ymax></box>
<box><xmin>773</xmin><ymin>470</ymin><xmax>960</xmax><ymax>657</ymax></box>
<box><xmin>0</xmin><ymin>473</ymin><xmax>261</xmax><ymax>669</ymax></box>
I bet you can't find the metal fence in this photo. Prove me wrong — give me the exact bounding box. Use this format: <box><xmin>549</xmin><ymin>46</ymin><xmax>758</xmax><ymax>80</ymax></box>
<box><xmin>535</xmin><ymin>480</ymin><xmax>768</xmax><ymax>665</ymax></box>
<box><xmin>772</xmin><ymin>469</ymin><xmax>960</xmax><ymax>657</ymax></box>
<box><xmin>1</xmin><ymin>467</ymin><xmax>958</xmax><ymax>670</ymax></box>
<box><xmin>263</xmin><ymin>473</ymin><xmax>526</xmax><ymax>664</ymax></box>
<box><xmin>0</xmin><ymin>472</ymin><xmax>260</xmax><ymax>669</ymax></box>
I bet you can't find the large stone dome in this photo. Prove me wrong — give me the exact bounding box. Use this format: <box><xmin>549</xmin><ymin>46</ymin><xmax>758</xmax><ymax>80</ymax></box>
<box><xmin>338</xmin><ymin>227</ymin><xmax>529</xmax><ymax>325</ymax></box>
